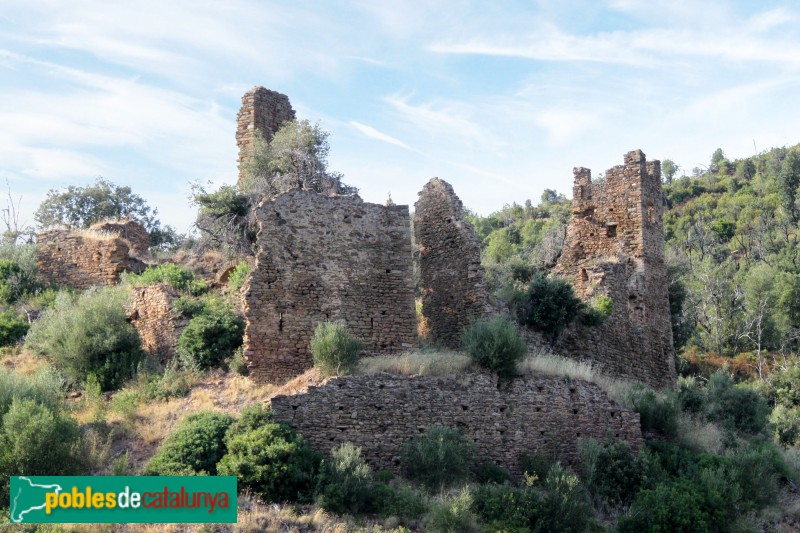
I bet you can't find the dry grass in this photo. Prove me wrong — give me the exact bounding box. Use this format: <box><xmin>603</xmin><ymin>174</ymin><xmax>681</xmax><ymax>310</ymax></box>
<box><xmin>676</xmin><ymin>415</ymin><xmax>724</xmax><ymax>454</ymax></box>
<box><xmin>0</xmin><ymin>346</ymin><xmax>47</xmax><ymax>375</ymax></box>
<box><xmin>518</xmin><ymin>352</ymin><xmax>631</xmax><ymax>401</ymax></box>
<box><xmin>358</xmin><ymin>349</ymin><xmax>473</xmax><ymax>377</ymax></box>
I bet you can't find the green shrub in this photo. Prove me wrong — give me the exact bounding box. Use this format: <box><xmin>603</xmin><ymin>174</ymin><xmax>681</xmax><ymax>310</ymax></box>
<box><xmin>538</xmin><ymin>463</ymin><xmax>593</xmax><ymax>533</ymax></box>
<box><xmin>228</xmin><ymin>347</ymin><xmax>249</xmax><ymax>376</ymax></box>
<box><xmin>0</xmin><ymin>367</ymin><xmax>64</xmax><ymax>418</ymax></box>
<box><xmin>0</xmin><ymin>312</ymin><xmax>28</xmax><ymax>347</ymax></box>
<box><xmin>704</xmin><ymin>371</ymin><xmax>769</xmax><ymax>434</ymax></box>
<box><xmin>771</xmin><ymin>363</ymin><xmax>800</xmax><ymax>408</ymax></box>
<box><xmin>471</xmin><ymin>483</ymin><xmax>539</xmax><ymax>532</ymax></box>
<box><xmin>518</xmin><ymin>450</ymin><xmax>555</xmax><ymax>481</ymax></box>
<box><xmin>142</xmin><ymin>359</ymin><xmax>194</xmax><ymax>401</ymax></box>
<box><xmin>425</xmin><ymin>487</ymin><xmax>478</xmax><ymax>533</ymax></box>
<box><xmin>316</xmin><ymin>442</ymin><xmax>374</xmax><ymax>514</ymax></box>
<box><xmin>0</xmin><ymin>244</ymin><xmax>41</xmax><ymax>304</ymax></box>
<box><xmin>372</xmin><ymin>482</ymin><xmax>427</xmax><ymax>520</ymax></box>
<box><xmin>144</xmin><ymin>411</ymin><xmax>234</xmax><ymax>476</ymax></box>
<box><xmin>618</xmin><ymin>480</ymin><xmax>725</xmax><ymax>533</ymax></box>
<box><xmin>0</xmin><ymin>399</ymin><xmax>81</xmax><ymax>506</ymax></box>
<box><xmin>310</xmin><ymin>321</ymin><xmax>363</xmax><ymax>377</ymax></box>
<box><xmin>579</xmin><ymin>437</ymin><xmax>641</xmax><ymax>506</ymax></box>
<box><xmin>623</xmin><ymin>384</ymin><xmax>679</xmax><ymax>437</ymax></box>
<box><xmin>771</xmin><ymin>404</ymin><xmax>800</xmax><ymax>446</ymax></box>
<box><xmin>727</xmin><ymin>444</ymin><xmax>786</xmax><ymax>510</ymax></box>
<box><xmin>177</xmin><ymin>299</ymin><xmax>244</xmax><ymax>371</ymax></box>
<box><xmin>26</xmin><ymin>287</ymin><xmax>143</xmax><ymax>391</ymax></box>
<box><xmin>216</xmin><ymin>419</ymin><xmax>320</xmax><ymax>503</ymax></box>
<box><xmin>472</xmin><ymin>459</ymin><xmax>511</xmax><ymax>484</ymax></box>
<box><xmin>124</xmin><ymin>263</ymin><xmax>206</xmax><ymax>295</ymax></box>
<box><xmin>676</xmin><ymin>375</ymin><xmax>704</xmax><ymax>414</ymax></box>
<box><xmin>460</xmin><ymin>316</ymin><xmax>526</xmax><ymax>381</ymax></box>
<box><xmin>227</xmin><ymin>261</ymin><xmax>253</xmax><ymax>292</ymax></box>
<box><xmin>401</xmin><ymin>425</ymin><xmax>475</xmax><ymax>491</ymax></box>
<box><xmin>512</xmin><ymin>274</ymin><xmax>585</xmax><ymax>341</ymax></box>
<box><xmin>579</xmin><ymin>295</ymin><xmax>613</xmax><ymax>326</ymax></box>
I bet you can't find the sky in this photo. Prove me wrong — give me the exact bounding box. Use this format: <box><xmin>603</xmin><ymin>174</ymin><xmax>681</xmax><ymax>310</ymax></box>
<box><xmin>1</xmin><ymin>0</ymin><xmax>799</xmax><ymax>235</ymax></box>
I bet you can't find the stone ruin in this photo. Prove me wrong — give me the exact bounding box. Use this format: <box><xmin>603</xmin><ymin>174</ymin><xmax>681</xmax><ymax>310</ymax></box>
<box><xmin>236</xmin><ymin>86</ymin><xmax>296</xmax><ymax>185</ymax></box>
<box><xmin>36</xmin><ymin>224</ymin><xmax>147</xmax><ymax>290</ymax></box>
<box><xmin>89</xmin><ymin>219</ymin><xmax>150</xmax><ymax>257</ymax></box>
<box><xmin>125</xmin><ymin>284</ymin><xmax>189</xmax><ymax>361</ymax></box>
<box><xmin>272</xmin><ymin>370</ymin><xmax>642</xmax><ymax>477</ymax></box>
<box><xmin>242</xmin><ymin>189</ymin><xmax>418</xmax><ymax>383</ymax></box>
<box><xmin>414</xmin><ymin>178</ymin><xmax>493</xmax><ymax>348</ymax></box>
<box><xmin>553</xmin><ymin>150</ymin><xmax>676</xmax><ymax>389</ymax></box>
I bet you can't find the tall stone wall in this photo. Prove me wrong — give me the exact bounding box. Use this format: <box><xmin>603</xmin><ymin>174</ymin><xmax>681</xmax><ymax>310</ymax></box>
<box><xmin>236</xmin><ymin>86</ymin><xmax>296</xmax><ymax>184</ymax></box>
<box><xmin>90</xmin><ymin>219</ymin><xmax>150</xmax><ymax>257</ymax></box>
<box><xmin>272</xmin><ymin>371</ymin><xmax>642</xmax><ymax>476</ymax></box>
<box><xmin>414</xmin><ymin>178</ymin><xmax>492</xmax><ymax>348</ymax></box>
<box><xmin>553</xmin><ymin>150</ymin><xmax>676</xmax><ymax>388</ymax></box>
<box><xmin>36</xmin><ymin>228</ymin><xmax>146</xmax><ymax>290</ymax></box>
<box><xmin>126</xmin><ymin>284</ymin><xmax>189</xmax><ymax>361</ymax></box>
<box><xmin>243</xmin><ymin>190</ymin><xmax>418</xmax><ymax>383</ymax></box>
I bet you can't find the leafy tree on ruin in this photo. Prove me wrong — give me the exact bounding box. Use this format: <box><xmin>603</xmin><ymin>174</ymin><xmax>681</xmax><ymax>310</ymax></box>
<box><xmin>193</xmin><ymin>120</ymin><xmax>356</xmax><ymax>257</ymax></box>
<box><xmin>34</xmin><ymin>178</ymin><xmax>180</xmax><ymax>250</ymax></box>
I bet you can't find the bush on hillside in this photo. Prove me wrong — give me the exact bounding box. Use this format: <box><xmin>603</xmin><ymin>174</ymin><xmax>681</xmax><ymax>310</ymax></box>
<box><xmin>770</xmin><ymin>404</ymin><xmax>800</xmax><ymax>446</ymax></box>
<box><xmin>177</xmin><ymin>298</ymin><xmax>244</xmax><ymax>371</ymax></box>
<box><xmin>216</xmin><ymin>419</ymin><xmax>321</xmax><ymax>503</ymax></box>
<box><xmin>26</xmin><ymin>287</ymin><xmax>143</xmax><ymax>391</ymax></box>
<box><xmin>461</xmin><ymin>316</ymin><xmax>526</xmax><ymax>381</ymax></box>
<box><xmin>579</xmin><ymin>437</ymin><xmax>641</xmax><ymax>507</ymax></box>
<box><xmin>511</xmin><ymin>274</ymin><xmax>585</xmax><ymax>341</ymax></box>
<box><xmin>0</xmin><ymin>367</ymin><xmax>65</xmax><ymax>418</ymax></box>
<box><xmin>227</xmin><ymin>261</ymin><xmax>253</xmax><ymax>292</ymax></box>
<box><xmin>0</xmin><ymin>244</ymin><xmax>41</xmax><ymax>305</ymax></box>
<box><xmin>401</xmin><ymin>425</ymin><xmax>475</xmax><ymax>491</ymax></box>
<box><xmin>124</xmin><ymin>263</ymin><xmax>207</xmax><ymax>295</ymax></box>
<box><xmin>623</xmin><ymin>384</ymin><xmax>680</xmax><ymax>437</ymax></box>
<box><xmin>316</xmin><ymin>442</ymin><xmax>374</xmax><ymax>515</ymax></box>
<box><xmin>704</xmin><ymin>371</ymin><xmax>769</xmax><ymax>434</ymax></box>
<box><xmin>0</xmin><ymin>399</ymin><xmax>81</xmax><ymax>506</ymax></box>
<box><xmin>0</xmin><ymin>312</ymin><xmax>28</xmax><ymax>347</ymax></box>
<box><xmin>310</xmin><ymin>321</ymin><xmax>363</xmax><ymax>377</ymax></box>
<box><xmin>144</xmin><ymin>411</ymin><xmax>234</xmax><ymax>476</ymax></box>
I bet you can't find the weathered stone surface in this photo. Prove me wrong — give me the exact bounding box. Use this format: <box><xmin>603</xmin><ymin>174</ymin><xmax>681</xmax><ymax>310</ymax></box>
<box><xmin>36</xmin><ymin>228</ymin><xmax>146</xmax><ymax>290</ymax></box>
<box><xmin>272</xmin><ymin>371</ymin><xmax>642</xmax><ymax>476</ymax></box>
<box><xmin>89</xmin><ymin>219</ymin><xmax>150</xmax><ymax>257</ymax></box>
<box><xmin>414</xmin><ymin>178</ymin><xmax>492</xmax><ymax>348</ymax></box>
<box><xmin>236</xmin><ymin>86</ymin><xmax>296</xmax><ymax>185</ymax></box>
<box><xmin>126</xmin><ymin>284</ymin><xmax>189</xmax><ymax>361</ymax></box>
<box><xmin>243</xmin><ymin>190</ymin><xmax>418</xmax><ymax>383</ymax></box>
<box><xmin>553</xmin><ymin>150</ymin><xmax>676</xmax><ymax>389</ymax></box>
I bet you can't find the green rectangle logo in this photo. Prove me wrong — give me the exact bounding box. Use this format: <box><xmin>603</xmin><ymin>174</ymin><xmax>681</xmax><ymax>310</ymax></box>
<box><xmin>9</xmin><ymin>476</ymin><xmax>237</xmax><ymax>524</ymax></box>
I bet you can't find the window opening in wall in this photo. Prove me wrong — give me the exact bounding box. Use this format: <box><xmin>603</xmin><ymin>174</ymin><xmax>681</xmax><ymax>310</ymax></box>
<box><xmin>278</xmin><ymin>313</ymin><xmax>283</xmax><ymax>333</ymax></box>
<box><xmin>607</xmin><ymin>224</ymin><xmax>617</xmax><ymax>237</ymax></box>
<box><xmin>581</xmin><ymin>268</ymin><xmax>589</xmax><ymax>283</ymax></box>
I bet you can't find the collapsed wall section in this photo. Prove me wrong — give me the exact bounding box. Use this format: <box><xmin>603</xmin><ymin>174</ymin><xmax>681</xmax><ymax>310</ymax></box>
<box><xmin>272</xmin><ymin>371</ymin><xmax>642</xmax><ymax>476</ymax></box>
<box><xmin>126</xmin><ymin>284</ymin><xmax>189</xmax><ymax>361</ymax></box>
<box><xmin>243</xmin><ymin>190</ymin><xmax>418</xmax><ymax>383</ymax></box>
<box><xmin>414</xmin><ymin>178</ymin><xmax>492</xmax><ymax>348</ymax></box>
<box><xmin>553</xmin><ymin>150</ymin><xmax>676</xmax><ymax>388</ymax></box>
<box><xmin>36</xmin><ymin>228</ymin><xmax>146</xmax><ymax>290</ymax></box>
<box><xmin>90</xmin><ymin>219</ymin><xmax>150</xmax><ymax>257</ymax></box>
<box><xmin>236</xmin><ymin>86</ymin><xmax>296</xmax><ymax>185</ymax></box>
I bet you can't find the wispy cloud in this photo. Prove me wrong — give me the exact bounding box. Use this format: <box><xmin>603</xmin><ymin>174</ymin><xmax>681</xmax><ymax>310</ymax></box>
<box><xmin>350</xmin><ymin>121</ymin><xmax>412</xmax><ymax>150</ymax></box>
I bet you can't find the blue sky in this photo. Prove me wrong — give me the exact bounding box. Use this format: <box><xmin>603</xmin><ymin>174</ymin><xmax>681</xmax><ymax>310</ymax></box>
<box><xmin>2</xmin><ymin>0</ymin><xmax>799</xmax><ymax>234</ymax></box>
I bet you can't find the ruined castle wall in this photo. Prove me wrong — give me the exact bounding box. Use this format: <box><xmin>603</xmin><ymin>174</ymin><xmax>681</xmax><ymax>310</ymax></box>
<box><xmin>126</xmin><ymin>284</ymin><xmax>189</xmax><ymax>361</ymax></box>
<box><xmin>243</xmin><ymin>190</ymin><xmax>418</xmax><ymax>383</ymax></box>
<box><xmin>272</xmin><ymin>371</ymin><xmax>642</xmax><ymax>476</ymax></box>
<box><xmin>414</xmin><ymin>178</ymin><xmax>492</xmax><ymax>349</ymax></box>
<box><xmin>36</xmin><ymin>229</ymin><xmax>146</xmax><ymax>290</ymax></box>
<box><xmin>90</xmin><ymin>219</ymin><xmax>150</xmax><ymax>257</ymax></box>
<box><xmin>554</xmin><ymin>150</ymin><xmax>675</xmax><ymax>388</ymax></box>
<box><xmin>236</xmin><ymin>86</ymin><xmax>296</xmax><ymax>184</ymax></box>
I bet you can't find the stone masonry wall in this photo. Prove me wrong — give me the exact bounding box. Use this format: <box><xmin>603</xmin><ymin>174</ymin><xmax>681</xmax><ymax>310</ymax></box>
<box><xmin>272</xmin><ymin>371</ymin><xmax>642</xmax><ymax>476</ymax></box>
<box><xmin>236</xmin><ymin>86</ymin><xmax>296</xmax><ymax>185</ymax></box>
<box><xmin>126</xmin><ymin>284</ymin><xmax>189</xmax><ymax>361</ymax></box>
<box><xmin>90</xmin><ymin>219</ymin><xmax>150</xmax><ymax>257</ymax></box>
<box><xmin>37</xmin><ymin>228</ymin><xmax>146</xmax><ymax>290</ymax></box>
<box><xmin>414</xmin><ymin>178</ymin><xmax>493</xmax><ymax>348</ymax></box>
<box><xmin>243</xmin><ymin>190</ymin><xmax>418</xmax><ymax>383</ymax></box>
<box><xmin>554</xmin><ymin>150</ymin><xmax>676</xmax><ymax>388</ymax></box>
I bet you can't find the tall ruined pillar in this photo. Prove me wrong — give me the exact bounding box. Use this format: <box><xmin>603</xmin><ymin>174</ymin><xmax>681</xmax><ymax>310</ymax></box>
<box><xmin>414</xmin><ymin>178</ymin><xmax>492</xmax><ymax>349</ymax></box>
<box><xmin>553</xmin><ymin>149</ymin><xmax>676</xmax><ymax>388</ymax></box>
<box><xmin>236</xmin><ymin>86</ymin><xmax>296</xmax><ymax>185</ymax></box>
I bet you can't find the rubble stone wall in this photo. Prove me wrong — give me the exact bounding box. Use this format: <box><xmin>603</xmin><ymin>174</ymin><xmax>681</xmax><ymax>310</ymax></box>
<box><xmin>89</xmin><ymin>219</ymin><xmax>150</xmax><ymax>257</ymax></box>
<box><xmin>272</xmin><ymin>371</ymin><xmax>642</xmax><ymax>476</ymax></box>
<box><xmin>36</xmin><ymin>228</ymin><xmax>146</xmax><ymax>290</ymax></box>
<box><xmin>243</xmin><ymin>190</ymin><xmax>417</xmax><ymax>383</ymax></box>
<box><xmin>126</xmin><ymin>284</ymin><xmax>189</xmax><ymax>361</ymax></box>
<box><xmin>554</xmin><ymin>150</ymin><xmax>676</xmax><ymax>388</ymax></box>
<box><xmin>414</xmin><ymin>178</ymin><xmax>492</xmax><ymax>348</ymax></box>
<box><xmin>236</xmin><ymin>86</ymin><xmax>296</xmax><ymax>184</ymax></box>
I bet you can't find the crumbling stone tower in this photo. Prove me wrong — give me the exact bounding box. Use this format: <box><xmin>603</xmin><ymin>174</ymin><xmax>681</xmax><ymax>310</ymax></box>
<box><xmin>415</xmin><ymin>178</ymin><xmax>493</xmax><ymax>348</ymax></box>
<box><xmin>236</xmin><ymin>86</ymin><xmax>296</xmax><ymax>185</ymax></box>
<box><xmin>554</xmin><ymin>150</ymin><xmax>676</xmax><ymax>388</ymax></box>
